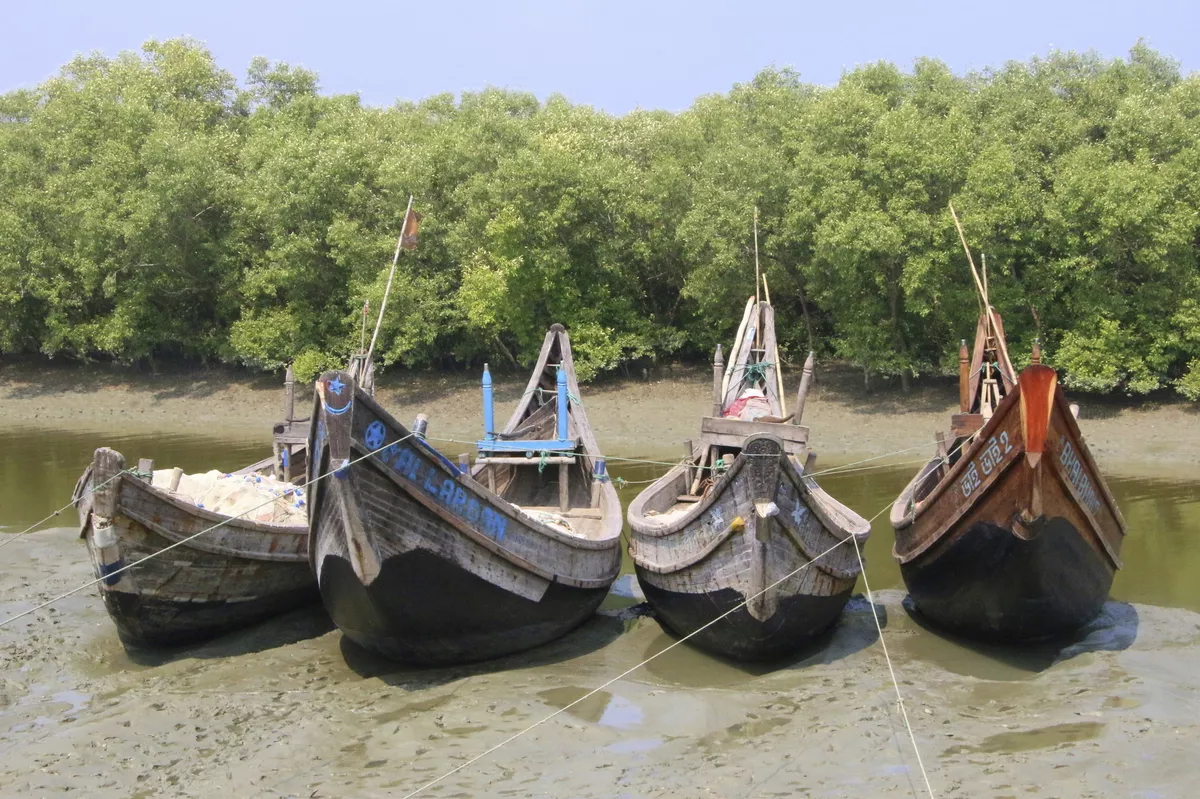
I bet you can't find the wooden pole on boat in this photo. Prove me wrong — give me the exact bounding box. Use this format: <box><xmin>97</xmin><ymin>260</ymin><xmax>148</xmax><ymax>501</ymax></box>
<box><xmin>1031</xmin><ymin>337</ymin><xmax>1041</xmax><ymax>365</ymax></box>
<box><xmin>712</xmin><ymin>344</ymin><xmax>724</xmax><ymax>417</ymax></box>
<box><xmin>366</xmin><ymin>195</ymin><xmax>415</xmax><ymax>361</ymax></box>
<box><xmin>981</xmin><ymin>252</ymin><xmax>991</xmax><ymax>311</ymax></box>
<box><xmin>91</xmin><ymin>448</ymin><xmax>125</xmax><ymax>585</ymax></box>
<box><xmin>723</xmin><ymin>297</ymin><xmax>755</xmax><ymax>400</ymax></box>
<box><xmin>793</xmin><ymin>351</ymin><xmax>815</xmax><ymax>425</ymax></box>
<box><xmin>753</xmin><ymin>207</ymin><xmax>762</xmax><ymax>349</ymax></box>
<box><xmin>282</xmin><ymin>363</ymin><xmax>296</xmax><ymax>423</ymax></box>
<box><xmin>959</xmin><ymin>339</ymin><xmax>970</xmax><ymax>412</ymax></box>
<box><xmin>948</xmin><ymin>203</ymin><xmax>993</xmax><ymax>341</ymax></box>
<box><xmin>359</xmin><ymin>301</ymin><xmax>369</xmax><ymax>354</ymax></box>
<box><xmin>761</xmin><ymin>274</ymin><xmax>787</xmax><ymax>417</ymax></box>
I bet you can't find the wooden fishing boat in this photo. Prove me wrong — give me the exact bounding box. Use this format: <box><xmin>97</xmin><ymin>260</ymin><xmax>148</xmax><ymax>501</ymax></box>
<box><xmin>890</xmin><ymin>308</ymin><xmax>1127</xmax><ymax>641</ymax></box>
<box><xmin>73</xmin><ymin>367</ymin><xmax>318</xmax><ymax>647</ymax></box>
<box><xmin>628</xmin><ymin>298</ymin><xmax>870</xmax><ymax>661</ymax></box>
<box><xmin>307</xmin><ymin>324</ymin><xmax>622</xmax><ymax>665</ymax></box>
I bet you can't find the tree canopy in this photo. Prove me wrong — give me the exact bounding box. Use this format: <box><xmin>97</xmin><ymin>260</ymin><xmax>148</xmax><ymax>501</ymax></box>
<box><xmin>2</xmin><ymin>39</ymin><xmax>1198</xmax><ymax>396</ymax></box>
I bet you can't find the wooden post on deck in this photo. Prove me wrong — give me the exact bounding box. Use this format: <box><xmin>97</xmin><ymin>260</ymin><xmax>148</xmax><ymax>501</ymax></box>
<box><xmin>90</xmin><ymin>447</ymin><xmax>126</xmax><ymax>585</ymax></box>
<box><xmin>92</xmin><ymin>448</ymin><xmax>124</xmax><ymax>519</ymax></box>
<box><xmin>559</xmin><ymin>463</ymin><xmax>570</xmax><ymax>512</ymax></box>
<box><xmin>711</xmin><ymin>344</ymin><xmax>724</xmax><ymax>418</ymax></box>
<box><xmin>958</xmin><ymin>339</ymin><xmax>970</xmax><ymax>412</ymax></box>
<box><xmin>283</xmin><ymin>363</ymin><xmax>296</xmax><ymax>423</ymax></box>
<box><xmin>793</xmin><ymin>351</ymin><xmax>815</xmax><ymax>425</ymax></box>
<box><xmin>1031</xmin><ymin>337</ymin><xmax>1041</xmax><ymax>365</ymax></box>
<box><xmin>683</xmin><ymin>438</ymin><xmax>693</xmax><ymax>487</ymax></box>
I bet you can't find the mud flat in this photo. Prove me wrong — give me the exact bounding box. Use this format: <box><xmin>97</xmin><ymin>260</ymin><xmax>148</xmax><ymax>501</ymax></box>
<box><xmin>1</xmin><ymin>528</ymin><xmax>1197</xmax><ymax>798</ymax></box>
<box><xmin>2</xmin><ymin>362</ymin><xmax>1199</xmax><ymax>797</ymax></box>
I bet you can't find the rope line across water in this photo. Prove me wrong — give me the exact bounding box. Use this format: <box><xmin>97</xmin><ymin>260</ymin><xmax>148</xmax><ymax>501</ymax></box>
<box><xmin>426</xmin><ymin>435</ymin><xmax>940</xmax><ymax>480</ymax></box>
<box><xmin>396</xmin><ymin>533</ymin><xmax>856</xmax><ymax>799</ymax></box>
<box><xmin>852</xmin><ymin>501</ymin><xmax>937</xmax><ymax>799</ymax></box>
<box><xmin>0</xmin><ymin>432</ymin><xmax>418</xmax><ymax>631</ymax></box>
<box><xmin>398</xmin><ymin>494</ymin><xmax>937</xmax><ymax>799</ymax></box>
<box><xmin>0</xmin><ymin>468</ymin><xmax>129</xmax><ymax>551</ymax></box>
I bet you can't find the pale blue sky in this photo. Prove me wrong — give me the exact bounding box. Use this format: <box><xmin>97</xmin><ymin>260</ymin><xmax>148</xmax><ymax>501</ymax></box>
<box><xmin>4</xmin><ymin>0</ymin><xmax>1196</xmax><ymax>113</ymax></box>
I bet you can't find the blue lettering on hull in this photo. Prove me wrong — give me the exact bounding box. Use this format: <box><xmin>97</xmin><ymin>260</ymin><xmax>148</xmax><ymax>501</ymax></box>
<box><xmin>368</xmin><ymin>423</ymin><xmax>507</xmax><ymax>542</ymax></box>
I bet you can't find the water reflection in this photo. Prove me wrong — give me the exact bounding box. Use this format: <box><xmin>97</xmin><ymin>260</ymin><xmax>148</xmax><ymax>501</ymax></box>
<box><xmin>0</xmin><ymin>428</ymin><xmax>269</xmax><ymax>531</ymax></box>
<box><xmin>897</xmin><ymin>597</ymin><xmax>1139</xmax><ymax>680</ymax></box>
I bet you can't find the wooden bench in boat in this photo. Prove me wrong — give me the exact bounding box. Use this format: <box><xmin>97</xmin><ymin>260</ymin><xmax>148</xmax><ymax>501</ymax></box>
<box><xmin>698</xmin><ymin>416</ymin><xmax>809</xmax><ymax>454</ymax></box>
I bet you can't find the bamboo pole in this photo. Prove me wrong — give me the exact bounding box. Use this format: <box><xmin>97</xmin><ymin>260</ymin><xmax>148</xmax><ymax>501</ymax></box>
<box><xmin>359</xmin><ymin>301</ymin><xmax>369</xmax><ymax>354</ymax></box>
<box><xmin>753</xmin><ymin>207</ymin><xmax>762</xmax><ymax>350</ymax></box>
<box><xmin>948</xmin><ymin>202</ymin><xmax>990</xmax><ymax>314</ymax></box>
<box><xmin>723</xmin><ymin>296</ymin><xmax>755</xmax><ymax>400</ymax></box>
<box><xmin>761</xmin><ymin>274</ymin><xmax>786</xmax><ymax>417</ymax></box>
<box><xmin>366</xmin><ymin>195</ymin><xmax>415</xmax><ymax>361</ymax></box>
<box><xmin>981</xmin><ymin>252</ymin><xmax>990</xmax><ymax>312</ymax></box>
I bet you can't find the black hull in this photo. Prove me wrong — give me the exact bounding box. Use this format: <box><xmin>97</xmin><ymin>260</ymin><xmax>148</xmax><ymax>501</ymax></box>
<box><xmin>102</xmin><ymin>585</ymin><xmax>320</xmax><ymax>648</ymax></box>
<box><xmin>637</xmin><ymin>568</ymin><xmax>854</xmax><ymax>661</ymax></box>
<box><xmin>318</xmin><ymin>548</ymin><xmax>609</xmax><ymax>666</ymax></box>
<box><xmin>900</xmin><ymin>516</ymin><xmax>1114</xmax><ymax>642</ymax></box>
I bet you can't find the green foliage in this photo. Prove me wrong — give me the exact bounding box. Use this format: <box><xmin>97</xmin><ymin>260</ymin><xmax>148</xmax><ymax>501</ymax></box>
<box><xmin>2</xmin><ymin>39</ymin><xmax>1199</xmax><ymax>399</ymax></box>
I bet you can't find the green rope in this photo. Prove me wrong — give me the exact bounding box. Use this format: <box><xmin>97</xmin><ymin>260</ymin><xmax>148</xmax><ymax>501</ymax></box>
<box><xmin>537</xmin><ymin>450</ymin><xmax>549</xmax><ymax>474</ymax></box>
<box><xmin>523</xmin><ymin>386</ymin><xmax>584</xmax><ymax>406</ymax></box>
<box><xmin>740</xmin><ymin>361</ymin><xmax>774</xmax><ymax>386</ymax></box>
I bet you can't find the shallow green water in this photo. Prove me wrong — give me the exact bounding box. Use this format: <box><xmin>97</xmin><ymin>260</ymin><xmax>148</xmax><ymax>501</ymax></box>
<box><xmin>7</xmin><ymin>426</ymin><xmax>1194</xmax><ymax>613</ymax></box>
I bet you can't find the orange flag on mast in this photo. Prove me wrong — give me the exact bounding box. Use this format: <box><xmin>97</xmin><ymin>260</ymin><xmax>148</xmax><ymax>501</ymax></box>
<box><xmin>400</xmin><ymin>208</ymin><xmax>421</xmax><ymax>251</ymax></box>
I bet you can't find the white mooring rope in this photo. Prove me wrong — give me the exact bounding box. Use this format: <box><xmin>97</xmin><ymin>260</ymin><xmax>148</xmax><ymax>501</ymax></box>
<box><xmin>851</xmin><ymin>510</ymin><xmax>937</xmax><ymax>799</ymax></box>
<box><xmin>396</xmin><ymin>498</ymin><xmax>936</xmax><ymax>799</ymax></box>
<box><xmin>0</xmin><ymin>469</ymin><xmax>128</xmax><ymax>551</ymax></box>
<box><xmin>0</xmin><ymin>432</ymin><xmax>417</xmax><ymax>631</ymax></box>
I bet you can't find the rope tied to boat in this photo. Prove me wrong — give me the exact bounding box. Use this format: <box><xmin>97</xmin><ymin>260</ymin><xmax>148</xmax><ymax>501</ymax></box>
<box><xmin>0</xmin><ymin>467</ymin><xmax>144</xmax><ymax>552</ymax></box>
<box><xmin>0</xmin><ymin>432</ymin><xmax>420</xmax><ymax>632</ymax></box>
<box><xmin>850</xmin><ymin>502</ymin><xmax>937</xmax><ymax>799</ymax></box>
<box><xmin>395</xmin><ymin>497</ymin><xmax>937</xmax><ymax>799</ymax></box>
<box><xmin>421</xmin><ymin>435</ymin><xmax>944</xmax><ymax>481</ymax></box>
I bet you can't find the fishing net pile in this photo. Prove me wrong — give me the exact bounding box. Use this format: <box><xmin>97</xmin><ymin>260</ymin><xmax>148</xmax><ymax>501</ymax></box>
<box><xmin>514</xmin><ymin>506</ymin><xmax>581</xmax><ymax>537</ymax></box>
<box><xmin>150</xmin><ymin>469</ymin><xmax>307</xmax><ymax>525</ymax></box>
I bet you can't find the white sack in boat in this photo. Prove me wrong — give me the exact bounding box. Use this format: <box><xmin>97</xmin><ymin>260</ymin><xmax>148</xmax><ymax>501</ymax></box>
<box><xmin>150</xmin><ymin>469</ymin><xmax>307</xmax><ymax>525</ymax></box>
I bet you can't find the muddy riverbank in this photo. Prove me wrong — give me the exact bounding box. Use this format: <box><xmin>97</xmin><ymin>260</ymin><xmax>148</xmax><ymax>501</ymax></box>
<box><xmin>1</xmin><ymin>528</ymin><xmax>1197</xmax><ymax>797</ymax></box>
<box><xmin>3</xmin><ymin>359</ymin><xmax>1199</xmax><ymax>477</ymax></box>
<box><xmin>2</xmin><ymin>361</ymin><xmax>1199</xmax><ymax>797</ymax></box>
